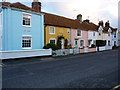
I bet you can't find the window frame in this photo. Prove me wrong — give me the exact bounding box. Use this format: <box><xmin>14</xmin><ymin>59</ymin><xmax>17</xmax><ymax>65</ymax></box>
<box><xmin>22</xmin><ymin>35</ymin><xmax>32</xmax><ymax>49</ymax></box>
<box><xmin>22</xmin><ymin>13</ymin><xmax>32</xmax><ymax>27</ymax></box>
<box><xmin>49</xmin><ymin>38</ymin><xmax>56</xmax><ymax>44</ymax></box>
<box><xmin>108</xmin><ymin>40</ymin><xmax>111</xmax><ymax>46</ymax></box>
<box><xmin>114</xmin><ymin>32</ymin><xmax>116</xmax><ymax>38</ymax></box>
<box><xmin>88</xmin><ymin>40</ymin><xmax>92</xmax><ymax>47</ymax></box>
<box><xmin>93</xmin><ymin>31</ymin><xmax>95</xmax><ymax>36</ymax></box>
<box><xmin>67</xmin><ymin>29</ymin><xmax>70</xmax><ymax>34</ymax></box>
<box><xmin>49</xmin><ymin>27</ymin><xmax>55</xmax><ymax>34</ymax></box>
<box><xmin>108</xmin><ymin>33</ymin><xmax>110</xmax><ymax>37</ymax></box>
<box><xmin>77</xmin><ymin>29</ymin><xmax>82</xmax><ymax>37</ymax></box>
<box><xmin>80</xmin><ymin>40</ymin><xmax>84</xmax><ymax>48</ymax></box>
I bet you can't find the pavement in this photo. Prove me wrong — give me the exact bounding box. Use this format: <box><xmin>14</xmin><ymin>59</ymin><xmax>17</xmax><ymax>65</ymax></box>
<box><xmin>2</xmin><ymin>49</ymin><xmax>120</xmax><ymax>89</ymax></box>
<box><xmin>2</xmin><ymin>50</ymin><xmax>116</xmax><ymax>67</ymax></box>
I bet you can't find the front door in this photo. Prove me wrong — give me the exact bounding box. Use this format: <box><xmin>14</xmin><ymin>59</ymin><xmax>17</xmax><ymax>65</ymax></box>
<box><xmin>61</xmin><ymin>39</ymin><xmax>64</xmax><ymax>49</ymax></box>
<box><xmin>74</xmin><ymin>39</ymin><xmax>78</xmax><ymax>48</ymax></box>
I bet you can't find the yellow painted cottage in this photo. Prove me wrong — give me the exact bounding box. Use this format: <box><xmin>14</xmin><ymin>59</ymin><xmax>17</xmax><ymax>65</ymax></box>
<box><xmin>43</xmin><ymin>12</ymin><xmax>81</xmax><ymax>49</ymax></box>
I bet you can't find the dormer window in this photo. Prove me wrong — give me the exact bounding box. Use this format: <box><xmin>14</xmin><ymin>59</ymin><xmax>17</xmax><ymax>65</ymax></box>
<box><xmin>23</xmin><ymin>14</ymin><xmax>31</xmax><ymax>27</ymax></box>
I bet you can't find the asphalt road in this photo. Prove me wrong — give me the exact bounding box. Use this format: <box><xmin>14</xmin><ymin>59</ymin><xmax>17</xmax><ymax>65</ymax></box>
<box><xmin>2</xmin><ymin>49</ymin><xmax>120</xmax><ymax>89</ymax></box>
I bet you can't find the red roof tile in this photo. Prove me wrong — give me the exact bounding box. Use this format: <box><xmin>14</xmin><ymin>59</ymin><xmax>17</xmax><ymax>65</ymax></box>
<box><xmin>43</xmin><ymin>12</ymin><xmax>83</xmax><ymax>29</ymax></box>
<box><xmin>2</xmin><ymin>2</ymin><xmax>36</xmax><ymax>12</ymax></box>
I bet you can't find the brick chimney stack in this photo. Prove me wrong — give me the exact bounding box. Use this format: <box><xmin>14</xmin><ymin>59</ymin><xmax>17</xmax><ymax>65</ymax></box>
<box><xmin>77</xmin><ymin>14</ymin><xmax>82</xmax><ymax>22</ymax></box>
<box><xmin>32</xmin><ymin>0</ymin><xmax>41</xmax><ymax>12</ymax></box>
<box><xmin>105</xmin><ymin>20</ymin><xmax>110</xmax><ymax>27</ymax></box>
<box><xmin>98</xmin><ymin>21</ymin><xmax>104</xmax><ymax>27</ymax></box>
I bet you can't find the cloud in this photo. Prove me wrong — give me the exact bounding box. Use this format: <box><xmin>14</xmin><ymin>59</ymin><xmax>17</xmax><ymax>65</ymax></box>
<box><xmin>42</xmin><ymin>0</ymin><xmax>118</xmax><ymax>28</ymax></box>
<box><xmin>11</xmin><ymin>0</ymin><xmax>118</xmax><ymax>27</ymax></box>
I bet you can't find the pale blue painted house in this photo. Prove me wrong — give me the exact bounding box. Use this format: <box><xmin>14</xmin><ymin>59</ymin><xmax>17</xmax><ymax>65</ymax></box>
<box><xmin>0</xmin><ymin>1</ymin><xmax>51</xmax><ymax>59</ymax></box>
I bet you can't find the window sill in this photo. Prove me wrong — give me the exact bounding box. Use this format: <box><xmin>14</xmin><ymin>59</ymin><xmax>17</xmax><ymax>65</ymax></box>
<box><xmin>22</xmin><ymin>25</ymin><xmax>32</xmax><ymax>27</ymax></box>
<box><xmin>49</xmin><ymin>33</ymin><xmax>55</xmax><ymax>35</ymax></box>
<box><xmin>80</xmin><ymin>47</ymin><xmax>84</xmax><ymax>49</ymax></box>
<box><xmin>22</xmin><ymin>48</ymin><xmax>32</xmax><ymax>50</ymax></box>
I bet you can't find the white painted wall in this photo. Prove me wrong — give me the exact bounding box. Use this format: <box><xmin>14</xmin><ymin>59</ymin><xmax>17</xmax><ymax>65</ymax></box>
<box><xmin>103</xmin><ymin>33</ymin><xmax>112</xmax><ymax>50</ymax></box>
<box><xmin>0</xmin><ymin>49</ymin><xmax>52</xmax><ymax>59</ymax></box>
<box><xmin>88</xmin><ymin>30</ymin><xmax>98</xmax><ymax>46</ymax></box>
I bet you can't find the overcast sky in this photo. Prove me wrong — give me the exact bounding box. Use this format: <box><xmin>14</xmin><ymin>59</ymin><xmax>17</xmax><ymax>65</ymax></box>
<box><xmin>9</xmin><ymin>0</ymin><xmax>119</xmax><ymax>28</ymax></box>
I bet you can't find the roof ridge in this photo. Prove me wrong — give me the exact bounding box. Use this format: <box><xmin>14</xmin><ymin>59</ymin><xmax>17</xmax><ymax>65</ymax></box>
<box><xmin>42</xmin><ymin>11</ymin><xmax>77</xmax><ymax>21</ymax></box>
<box><xmin>10</xmin><ymin>2</ymin><xmax>34</xmax><ymax>10</ymax></box>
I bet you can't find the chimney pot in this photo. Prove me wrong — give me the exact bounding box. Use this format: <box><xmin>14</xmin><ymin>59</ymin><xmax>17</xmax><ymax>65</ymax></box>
<box><xmin>32</xmin><ymin>0</ymin><xmax>41</xmax><ymax>12</ymax></box>
<box><xmin>98</xmin><ymin>20</ymin><xmax>104</xmax><ymax>27</ymax></box>
<box><xmin>77</xmin><ymin>14</ymin><xmax>82</xmax><ymax>22</ymax></box>
<box><xmin>105</xmin><ymin>20</ymin><xmax>110</xmax><ymax>27</ymax></box>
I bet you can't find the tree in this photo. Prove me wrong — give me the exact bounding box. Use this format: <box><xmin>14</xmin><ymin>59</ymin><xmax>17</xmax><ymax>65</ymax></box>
<box><xmin>43</xmin><ymin>43</ymin><xmax>59</xmax><ymax>51</ymax></box>
<box><xmin>57</xmin><ymin>36</ymin><xmax>64</xmax><ymax>49</ymax></box>
<box><xmin>96</xmin><ymin>40</ymin><xmax>106</xmax><ymax>47</ymax></box>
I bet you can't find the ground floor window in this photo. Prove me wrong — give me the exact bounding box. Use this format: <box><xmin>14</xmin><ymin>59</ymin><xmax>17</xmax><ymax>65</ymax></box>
<box><xmin>114</xmin><ymin>41</ymin><xmax>117</xmax><ymax>46</ymax></box>
<box><xmin>108</xmin><ymin>40</ymin><xmax>111</xmax><ymax>46</ymax></box>
<box><xmin>67</xmin><ymin>39</ymin><xmax>71</xmax><ymax>45</ymax></box>
<box><xmin>93</xmin><ymin>40</ymin><xmax>96</xmax><ymax>45</ymax></box>
<box><xmin>88</xmin><ymin>40</ymin><xmax>92</xmax><ymax>47</ymax></box>
<box><xmin>22</xmin><ymin>35</ymin><xmax>32</xmax><ymax>49</ymax></box>
<box><xmin>80</xmin><ymin>40</ymin><xmax>84</xmax><ymax>48</ymax></box>
<box><xmin>50</xmin><ymin>38</ymin><xmax>56</xmax><ymax>44</ymax></box>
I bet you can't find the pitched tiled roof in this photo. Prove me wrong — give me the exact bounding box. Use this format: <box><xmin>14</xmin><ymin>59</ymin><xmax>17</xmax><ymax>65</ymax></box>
<box><xmin>103</xmin><ymin>26</ymin><xmax>117</xmax><ymax>33</ymax></box>
<box><xmin>43</xmin><ymin>12</ymin><xmax>100</xmax><ymax>31</ymax></box>
<box><xmin>43</xmin><ymin>12</ymin><xmax>83</xmax><ymax>29</ymax></box>
<box><xmin>88</xmin><ymin>23</ymin><xmax>98</xmax><ymax>31</ymax></box>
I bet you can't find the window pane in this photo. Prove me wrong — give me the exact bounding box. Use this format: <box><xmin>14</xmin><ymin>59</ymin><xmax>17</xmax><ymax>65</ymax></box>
<box><xmin>50</xmin><ymin>40</ymin><xmax>55</xmax><ymax>44</ymax></box>
<box><xmin>22</xmin><ymin>36</ymin><xmax>32</xmax><ymax>48</ymax></box>
<box><xmin>23</xmin><ymin>14</ymin><xmax>31</xmax><ymax>26</ymax></box>
<box><xmin>49</xmin><ymin>27</ymin><xmax>55</xmax><ymax>34</ymax></box>
<box><xmin>77</xmin><ymin>29</ymin><xmax>81</xmax><ymax>36</ymax></box>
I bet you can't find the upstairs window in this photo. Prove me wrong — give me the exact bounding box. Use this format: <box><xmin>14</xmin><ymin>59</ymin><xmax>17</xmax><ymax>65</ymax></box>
<box><xmin>22</xmin><ymin>35</ymin><xmax>32</xmax><ymax>49</ymax></box>
<box><xmin>49</xmin><ymin>27</ymin><xmax>55</xmax><ymax>34</ymax></box>
<box><xmin>93</xmin><ymin>32</ymin><xmax>95</xmax><ymax>36</ymax></box>
<box><xmin>23</xmin><ymin>14</ymin><xmax>31</xmax><ymax>26</ymax></box>
<box><xmin>77</xmin><ymin>29</ymin><xmax>81</xmax><ymax>36</ymax></box>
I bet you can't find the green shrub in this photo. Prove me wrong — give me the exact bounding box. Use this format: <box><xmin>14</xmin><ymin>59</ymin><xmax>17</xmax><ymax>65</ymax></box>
<box><xmin>96</xmin><ymin>40</ymin><xmax>106</xmax><ymax>47</ymax></box>
<box><xmin>112</xmin><ymin>45</ymin><xmax>118</xmax><ymax>49</ymax></box>
<box><xmin>91</xmin><ymin>44</ymin><xmax>96</xmax><ymax>48</ymax></box>
<box><xmin>43</xmin><ymin>43</ymin><xmax>59</xmax><ymax>51</ymax></box>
